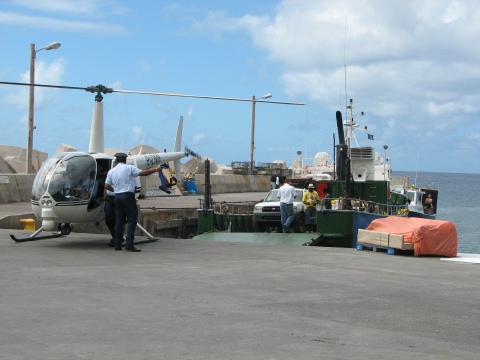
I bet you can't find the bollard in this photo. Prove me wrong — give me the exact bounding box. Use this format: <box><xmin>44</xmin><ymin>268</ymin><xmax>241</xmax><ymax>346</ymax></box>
<box><xmin>20</xmin><ymin>218</ymin><xmax>36</xmax><ymax>231</ymax></box>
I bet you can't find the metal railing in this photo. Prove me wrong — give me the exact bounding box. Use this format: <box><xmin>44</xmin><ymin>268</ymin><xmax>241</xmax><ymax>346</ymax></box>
<box><xmin>319</xmin><ymin>197</ymin><xmax>409</xmax><ymax>216</ymax></box>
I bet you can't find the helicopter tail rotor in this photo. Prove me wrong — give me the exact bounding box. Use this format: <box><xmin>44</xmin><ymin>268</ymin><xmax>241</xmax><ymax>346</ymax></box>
<box><xmin>185</xmin><ymin>146</ymin><xmax>202</xmax><ymax>161</ymax></box>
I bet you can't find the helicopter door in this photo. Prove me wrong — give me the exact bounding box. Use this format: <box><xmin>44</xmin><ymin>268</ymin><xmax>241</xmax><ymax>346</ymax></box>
<box><xmin>45</xmin><ymin>153</ymin><xmax>97</xmax><ymax>203</ymax></box>
<box><xmin>87</xmin><ymin>158</ymin><xmax>112</xmax><ymax>210</ymax></box>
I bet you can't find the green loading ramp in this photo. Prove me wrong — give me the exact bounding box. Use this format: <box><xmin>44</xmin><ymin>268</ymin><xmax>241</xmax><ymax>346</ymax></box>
<box><xmin>193</xmin><ymin>232</ymin><xmax>318</xmax><ymax>246</ymax></box>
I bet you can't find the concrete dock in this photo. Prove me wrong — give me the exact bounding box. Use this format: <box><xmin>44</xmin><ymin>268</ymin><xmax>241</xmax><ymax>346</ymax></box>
<box><xmin>0</xmin><ymin>192</ymin><xmax>266</xmax><ymax>231</ymax></box>
<box><xmin>1</xmin><ymin>225</ymin><xmax>479</xmax><ymax>359</ymax></box>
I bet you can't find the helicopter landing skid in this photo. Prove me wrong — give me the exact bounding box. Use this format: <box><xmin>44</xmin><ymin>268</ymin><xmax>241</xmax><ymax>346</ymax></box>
<box><xmin>10</xmin><ymin>223</ymin><xmax>158</xmax><ymax>244</ymax></box>
<box><xmin>133</xmin><ymin>223</ymin><xmax>158</xmax><ymax>245</ymax></box>
<box><xmin>132</xmin><ymin>238</ymin><xmax>158</xmax><ymax>245</ymax></box>
<box><xmin>10</xmin><ymin>228</ymin><xmax>63</xmax><ymax>243</ymax></box>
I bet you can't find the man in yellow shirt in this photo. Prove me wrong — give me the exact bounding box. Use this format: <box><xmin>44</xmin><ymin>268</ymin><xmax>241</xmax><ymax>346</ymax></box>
<box><xmin>302</xmin><ymin>183</ymin><xmax>320</xmax><ymax>233</ymax></box>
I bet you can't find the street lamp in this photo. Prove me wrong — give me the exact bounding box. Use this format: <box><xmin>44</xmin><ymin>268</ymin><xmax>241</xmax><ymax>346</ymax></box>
<box><xmin>383</xmin><ymin>145</ymin><xmax>388</xmax><ymax>181</ymax></box>
<box><xmin>26</xmin><ymin>41</ymin><xmax>61</xmax><ymax>174</ymax></box>
<box><xmin>250</xmin><ymin>93</ymin><xmax>272</xmax><ymax>175</ymax></box>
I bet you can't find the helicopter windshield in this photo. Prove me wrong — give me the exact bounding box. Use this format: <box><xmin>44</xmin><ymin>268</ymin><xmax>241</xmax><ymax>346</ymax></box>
<box><xmin>32</xmin><ymin>153</ymin><xmax>97</xmax><ymax>202</ymax></box>
<box><xmin>32</xmin><ymin>153</ymin><xmax>66</xmax><ymax>201</ymax></box>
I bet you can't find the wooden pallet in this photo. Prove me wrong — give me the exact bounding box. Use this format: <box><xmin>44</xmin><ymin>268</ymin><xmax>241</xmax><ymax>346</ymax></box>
<box><xmin>356</xmin><ymin>243</ymin><xmax>413</xmax><ymax>255</ymax></box>
<box><xmin>357</xmin><ymin>229</ymin><xmax>414</xmax><ymax>255</ymax></box>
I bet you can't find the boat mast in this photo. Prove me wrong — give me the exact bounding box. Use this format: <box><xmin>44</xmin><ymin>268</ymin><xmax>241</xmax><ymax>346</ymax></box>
<box><xmin>344</xmin><ymin>98</ymin><xmax>361</xmax><ymax>149</ymax></box>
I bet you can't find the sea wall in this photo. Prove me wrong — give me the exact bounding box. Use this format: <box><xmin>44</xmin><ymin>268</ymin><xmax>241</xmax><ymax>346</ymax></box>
<box><xmin>185</xmin><ymin>174</ymin><xmax>271</xmax><ymax>194</ymax></box>
<box><xmin>0</xmin><ymin>174</ymin><xmax>35</xmax><ymax>204</ymax></box>
<box><xmin>0</xmin><ymin>173</ymin><xmax>271</xmax><ymax>204</ymax></box>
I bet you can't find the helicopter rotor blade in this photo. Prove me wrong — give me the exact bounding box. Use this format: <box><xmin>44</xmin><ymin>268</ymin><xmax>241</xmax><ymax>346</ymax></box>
<box><xmin>0</xmin><ymin>81</ymin><xmax>86</xmax><ymax>91</ymax></box>
<box><xmin>0</xmin><ymin>81</ymin><xmax>305</xmax><ymax>105</ymax></box>
<box><xmin>112</xmin><ymin>89</ymin><xmax>305</xmax><ymax>105</ymax></box>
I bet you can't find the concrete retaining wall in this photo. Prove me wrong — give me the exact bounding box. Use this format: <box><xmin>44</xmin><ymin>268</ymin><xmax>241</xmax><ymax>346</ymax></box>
<box><xmin>184</xmin><ymin>174</ymin><xmax>271</xmax><ymax>194</ymax></box>
<box><xmin>0</xmin><ymin>174</ymin><xmax>35</xmax><ymax>204</ymax></box>
<box><xmin>0</xmin><ymin>213</ymin><xmax>37</xmax><ymax>230</ymax></box>
<box><xmin>0</xmin><ymin>173</ymin><xmax>271</xmax><ymax>204</ymax></box>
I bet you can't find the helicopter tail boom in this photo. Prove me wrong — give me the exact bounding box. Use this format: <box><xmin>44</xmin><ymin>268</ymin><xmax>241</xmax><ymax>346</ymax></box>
<box><xmin>173</xmin><ymin>116</ymin><xmax>184</xmax><ymax>180</ymax></box>
<box><xmin>128</xmin><ymin>152</ymin><xmax>186</xmax><ymax>170</ymax></box>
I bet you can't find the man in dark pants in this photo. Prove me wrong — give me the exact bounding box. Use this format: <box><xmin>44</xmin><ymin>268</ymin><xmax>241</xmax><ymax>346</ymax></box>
<box><xmin>105</xmin><ymin>153</ymin><xmax>162</xmax><ymax>252</ymax></box>
<box><xmin>104</xmin><ymin>160</ymin><xmax>118</xmax><ymax>247</ymax></box>
<box><xmin>276</xmin><ymin>176</ymin><xmax>297</xmax><ymax>233</ymax></box>
<box><xmin>104</xmin><ymin>186</ymin><xmax>116</xmax><ymax>247</ymax></box>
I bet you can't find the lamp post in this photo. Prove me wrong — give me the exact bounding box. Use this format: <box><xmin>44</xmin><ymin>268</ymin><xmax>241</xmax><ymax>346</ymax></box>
<box><xmin>26</xmin><ymin>41</ymin><xmax>61</xmax><ymax>174</ymax></box>
<box><xmin>249</xmin><ymin>93</ymin><xmax>272</xmax><ymax>175</ymax></box>
<box><xmin>383</xmin><ymin>145</ymin><xmax>388</xmax><ymax>181</ymax></box>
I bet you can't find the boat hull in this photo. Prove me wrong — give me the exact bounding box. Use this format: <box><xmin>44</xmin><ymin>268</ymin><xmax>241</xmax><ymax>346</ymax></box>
<box><xmin>315</xmin><ymin>209</ymin><xmax>392</xmax><ymax>248</ymax></box>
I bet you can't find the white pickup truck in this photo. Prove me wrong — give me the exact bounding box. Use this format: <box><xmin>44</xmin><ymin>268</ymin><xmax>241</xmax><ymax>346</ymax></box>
<box><xmin>252</xmin><ymin>188</ymin><xmax>306</xmax><ymax>232</ymax></box>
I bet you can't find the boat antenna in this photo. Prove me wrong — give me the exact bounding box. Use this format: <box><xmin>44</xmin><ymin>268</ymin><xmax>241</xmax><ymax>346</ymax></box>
<box><xmin>344</xmin><ymin>16</ymin><xmax>348</xmax><ymax>112</ymax></box>
<box><xmin>414</xmin><ymin>155</ymin><xmax>419</xmax><ymax>188</ymax></box>
<box><xmin>305</xmin><ymin>114</ymin><xmax>309</xmax><ymax>164</ymax></box>
<box><xmin>333</xmin><ymin>133</ymin><xmax>336</xmax><ymax>180</ymax></box>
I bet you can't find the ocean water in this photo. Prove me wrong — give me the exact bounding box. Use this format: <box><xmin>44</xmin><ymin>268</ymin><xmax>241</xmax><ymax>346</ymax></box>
<box><xmin>395</xmin><ymin>171</ymin><xmax>480</xmax><ymax>254</ymax></box>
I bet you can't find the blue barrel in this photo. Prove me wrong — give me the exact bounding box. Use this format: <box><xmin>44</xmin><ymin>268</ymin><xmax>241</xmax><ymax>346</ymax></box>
<box><xmin>184</xmin><ymin>178</ymin><xmax>197</xmax><ymax>193</ymax></box>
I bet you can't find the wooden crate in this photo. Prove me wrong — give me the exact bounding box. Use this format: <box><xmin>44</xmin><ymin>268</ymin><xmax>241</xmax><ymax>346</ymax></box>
<box><xmin>357</xmin><ymin>229</ymin><xmax>414</xmax><ymax>254</ymax></box>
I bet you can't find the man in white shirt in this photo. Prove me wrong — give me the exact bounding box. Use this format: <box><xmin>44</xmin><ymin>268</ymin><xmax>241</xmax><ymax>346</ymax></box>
<box><xmin>270</xmin><ymin>174</ymin><xmax>280</xmax><ymax>190</ymax></box>
<box><xmin>105</xmin><ymin>153</ymin><xmax>163</xmax><ymax>252</ymax></box>
<box><xmin>276</xmin><ymin>176</ymin><xmax>297</xmax><ymax>233</ymax></box>
<box><xmin>104</xmin><ymin>162</ymin><xmax>118</xmax><ymax>247</ymax></box>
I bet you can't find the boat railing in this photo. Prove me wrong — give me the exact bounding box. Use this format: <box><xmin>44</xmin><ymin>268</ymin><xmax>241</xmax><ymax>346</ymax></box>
<box><xmin>201</xmin><ymin>197</ymin><xmax>408</xmax><ymax>216</ymax></box>
<box><xmin>320</xmin><ymin>197</ymin><xmax>409</xmax><ymax>216</ymax></box>
<box><xmin>290</xmin><ymin>156</ymin><xmax>335</xmax><ymax>179</ymax></box>
<box><xmin>291</xmin><ymin>165</ymin><xmax>335</xmax><ymax>179</ymax></box>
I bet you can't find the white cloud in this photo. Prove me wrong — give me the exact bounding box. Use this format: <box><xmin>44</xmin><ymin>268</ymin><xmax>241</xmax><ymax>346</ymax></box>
<box><xmin>231</xmin><ymin>0</ymin><xmax>480</xmax><ymax>159</ymax></box>
<box><xmin>137</xmin><ymin>60</ymin><xmax>151</xmax><ymax>77</ymax></box>
<box><xmin>2</xmin><ymin>0</ymin><xmax>479</xmax><ymax>173</ymax></box>
<box><xmin>5</xmin><ymin>57</ymin><xmax>65</xmax><ymax>109</ymax></box>
<box><xmin>8</xmin><ymin>0</ymin><xmax>132</xmax><ymax>17</ymax></box>
<box><xmin>186</xmin><ymin>105</ymin><xmax>194</xmax><ymax>118</ymax></box>
<box><xmin>192</xmin><ymin>133</ymin><xmax>205</xmax><ymax>144</ymax></box>
<box><xmin>0</xmin><ymin>11</ymin><xmax>127</xmax><ymax>34</ymax></box>
<box><xmin>9</xmin><ymin>0</ymin><xmax>101</xmax><ymax>16</ymax></box>
<box><xmin>469</xmin><ymin>132</ymin><xmax>480</xmax><ymax>141</ymax></box>
<box><xmin>132</xmin><ymin>126</ymin><xmax>143</xmax><ymax>141</ymax></box>
<box><xmin>109</xmin><ymin>80</ymin><xmax>122</xmax><ymax>90</ymax></box>
<box><xmin>191</xmin><ymin>10</ymin><xmax>244</xmax><ymax>40</ymax></box>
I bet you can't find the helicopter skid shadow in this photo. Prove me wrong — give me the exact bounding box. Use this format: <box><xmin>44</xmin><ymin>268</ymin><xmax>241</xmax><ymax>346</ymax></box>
<box><xmin>53</xmin><ymin>237</ymin><xmax>158</xmax><ymax>250</ymax></box>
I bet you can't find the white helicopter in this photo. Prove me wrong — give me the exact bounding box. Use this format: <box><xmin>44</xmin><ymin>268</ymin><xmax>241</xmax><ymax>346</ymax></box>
<box><xmin>1</xmin><ymin>81</ymin><xmax>304</xmax><ymax>243</ymax></box>
<box><xmin>1</xmin><ymin>83</ymin><xmax>201</xmax><ymax>242</ymax></box>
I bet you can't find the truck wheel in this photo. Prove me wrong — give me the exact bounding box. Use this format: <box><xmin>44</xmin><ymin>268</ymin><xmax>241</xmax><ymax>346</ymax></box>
<box><xmin>253</xmin><ymin>220</ymin><xmax>261</xmax><ymax>232</ymax></box>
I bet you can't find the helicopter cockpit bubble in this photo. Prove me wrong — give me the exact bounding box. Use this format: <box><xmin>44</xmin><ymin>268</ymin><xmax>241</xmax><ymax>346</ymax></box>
<box><xmin>31</xmin><ymin>153</ymin><xmax>65</xmax><ymax>201</ymax></box>
<box><xmin>32</xmin><ymin>152</ymin><xmax>97</xmax><ymax>203</ymax></box>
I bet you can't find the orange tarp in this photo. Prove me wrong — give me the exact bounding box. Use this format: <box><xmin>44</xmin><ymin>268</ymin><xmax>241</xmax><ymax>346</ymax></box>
<box><xmin>366</xmin><ymin>217</ymin><xmax>458</xmax><ymax>257</ymax></box>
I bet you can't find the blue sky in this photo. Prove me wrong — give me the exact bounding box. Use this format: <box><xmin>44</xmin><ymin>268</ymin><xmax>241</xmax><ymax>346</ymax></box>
<box><xmin>0</xmin><ymin>0</ymin><xmax>479</xmax><ymax>174</ymax></box>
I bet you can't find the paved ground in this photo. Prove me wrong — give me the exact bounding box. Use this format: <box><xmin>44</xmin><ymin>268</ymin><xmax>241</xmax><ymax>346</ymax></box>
<box><xmin>1</xmin><ymin>227</ymin><xmax>479</xmax><ymax>360</ymax></box>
